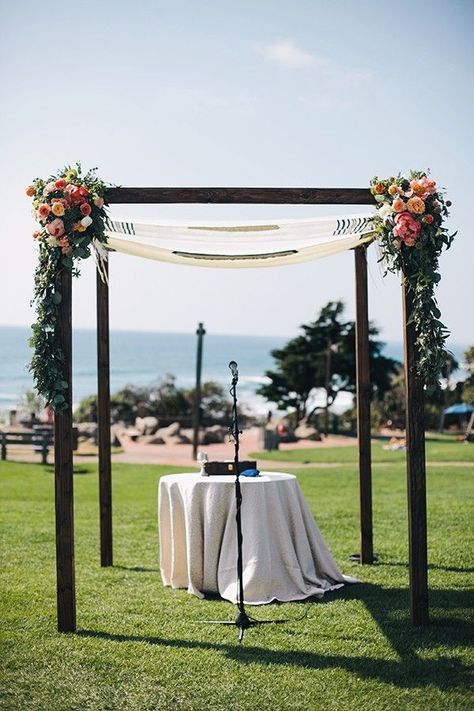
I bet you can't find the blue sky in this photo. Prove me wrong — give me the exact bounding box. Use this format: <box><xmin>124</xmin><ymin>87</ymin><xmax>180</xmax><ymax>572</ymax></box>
<box><xmin>1</xmin><ymin>0</ymin><xmax>472</xmax><ymax>344</ymax></box>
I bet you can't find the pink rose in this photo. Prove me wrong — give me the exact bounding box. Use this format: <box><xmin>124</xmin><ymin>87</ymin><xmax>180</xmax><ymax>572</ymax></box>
<box><xmin>47</xmin><ymin>218</ymin><xmax>65</xmax><ymax>238</ymax></box>
<box><xmin>393</xmin><ymin>212</ymin><xmax>421</xmax><ymax>244</ymax></box>
<box><xmin>80</xmin><ymin>202</ymin><xmax>92</xmax><ymax>216</ymax></box>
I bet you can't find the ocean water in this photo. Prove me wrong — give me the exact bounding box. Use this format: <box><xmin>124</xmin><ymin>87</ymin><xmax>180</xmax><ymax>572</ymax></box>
<box><xmin>0</xmin><ymin>325</ymin><xmax>468</xmax><ymax>417</ymax></box>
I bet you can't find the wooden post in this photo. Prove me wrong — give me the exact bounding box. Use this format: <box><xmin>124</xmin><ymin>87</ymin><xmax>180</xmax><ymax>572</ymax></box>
<box><xmin>192</xmin><ymin>322</ymin><xmax>206</xmax><ymax>460</ymax></box>
<box><xmin>355</xmin><ymin>246</ymin><xmax>374</xmax><ymax>564</ymax></box>
<box><xmin>402</xmin><ymin>278</ymin><xmax>429</xmax><ymax>626</ymax></box>
<box><xmin>54</xmin><ymin>267</ymin><xmax>76</xmax><ymax>632</ymax></box>
<box><xmin>97</xmin><ymin>262</ymin><xmax>113</xmax><ymax>567</ymax></box>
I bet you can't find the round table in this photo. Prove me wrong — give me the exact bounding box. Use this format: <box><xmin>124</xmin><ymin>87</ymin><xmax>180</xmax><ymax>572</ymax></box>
<box><xmin>158</xmin><ymin>472</ymin><xmax>351</xmax><ymax>604</ymax></box>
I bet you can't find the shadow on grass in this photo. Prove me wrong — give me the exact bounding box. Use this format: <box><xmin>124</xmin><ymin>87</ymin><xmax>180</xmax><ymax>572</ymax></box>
<box><xmin>77</xmin><ymin>585</ymin><xmax>473</xmax><ymax>691</ymax></box>
<box><xmin>377</xmin><ymin>560</ymin><xmax>474</xmax><ymax>574</ymax></box>
<box><xmin>113</xmin><ymin>565</ymin><xmax>159</xmax><ymax>573</ymax></box>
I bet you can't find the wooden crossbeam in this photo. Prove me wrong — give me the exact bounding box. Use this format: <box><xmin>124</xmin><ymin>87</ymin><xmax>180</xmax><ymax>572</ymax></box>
<box><xmin>105</xmin><ymin>187</ymin><xmax>375</xmax><ymax>205</ymax></box>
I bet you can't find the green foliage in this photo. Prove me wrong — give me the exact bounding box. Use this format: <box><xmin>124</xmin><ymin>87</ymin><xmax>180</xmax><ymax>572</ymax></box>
<box><xmin>370</xmin><ymin>171</ymin><xmax>456</xmax><ymax>393</ymax></box>
<box><xmin>257</xmin><ymin>300</ymin><xmax>399</xmax><ymax>423</ymax></box>
<box><xmin>27</xmin><ymin>164</ymin><xmax>109</xmax><ymax>411</ymax></box>
<box><xmin>461</xmin><ymin>346</ymin><xmax>474</xmax><ymax>405</ymax></box>
<box><xmin>74</xmin><ymin>376</ymin><xmax>233</xmax><ymax>425</ymax></box>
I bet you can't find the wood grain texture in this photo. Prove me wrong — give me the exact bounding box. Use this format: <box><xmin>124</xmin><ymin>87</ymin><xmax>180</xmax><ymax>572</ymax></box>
<box><xmin>54</xmin><ymin>268</ymin><xmax>76</xmax><ymax>632</ymax></box>
<box><xmin>402</xmin><ymin>279</ymin><xmax>429</xmax><ymax>626</ymax></box>
<box><xmin>355</xmin><ymin>247</ymin><xmax>374</xmax><ymax>564</ymax></box>
<box><xmin>97</xmin><ymin>263</ymin><xmax>113</xmax><ymax>567</ymax></box>
<box><xmin>105</xmin><ymin>187</ymin><xmax>375</xmax><ymax>205</ymax></box>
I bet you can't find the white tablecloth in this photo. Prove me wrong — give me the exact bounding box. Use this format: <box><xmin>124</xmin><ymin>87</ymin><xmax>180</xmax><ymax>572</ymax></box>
<box><xmin>158</xmin><ymin>472</ymin><xmax>354</xmax><ymax>605</ymax></box>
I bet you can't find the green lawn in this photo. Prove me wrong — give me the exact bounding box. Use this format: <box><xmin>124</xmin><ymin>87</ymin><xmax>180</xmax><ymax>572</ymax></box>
<box><xmin>252</xmin><ymin>436</ymin><xmax>474</xmax><ymax>464</ymax></box>
<box><xmin>1</xmin><ymin>458</ymin><xmax>473</xmax><ymax>711</ymax></box>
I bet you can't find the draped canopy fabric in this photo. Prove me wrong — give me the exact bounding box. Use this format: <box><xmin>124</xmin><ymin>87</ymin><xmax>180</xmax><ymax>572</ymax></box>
<box><xmin>104</xmin><ymin>212</ymin><xmax>376</xmax><ymax>269</ymax></box>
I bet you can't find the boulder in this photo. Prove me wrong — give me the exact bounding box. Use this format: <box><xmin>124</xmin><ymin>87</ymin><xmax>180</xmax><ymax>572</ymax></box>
<box><xmin>142</xmin><ymin>434</ymin><xmax>166</xmax><ymax>445</ymax></box>
<box><xmin>294</xmin><ymin>423</ymin><xmax>322</xmax><ymax>441</ymax></box>
<box><xmin>76</xmin><ymin>422</ymin><xmax>98</xmax><ymax>442</ymax></box>
<box><xmin>201</xmin><ymin>425</ymin><xmax>228</xmax><ymax>444</ymax></box>
<box><xmin>135</xmin><ymin>416</ymin><xmax>159</xmax><ymax>436</ymax></box>
<box><xmin>164</xmin><ymin>433</ymin><xmax>191</xmax><ymax>445</ymax></box>
<box><xmin>123</xmin><ymin>427</ymin><xmax>141</xmax><ymax>441</ymax></box>
<box><xmin>156</xmin><ymin>422</ymin><xmax>181</xmax><ymax>439</ymax></box>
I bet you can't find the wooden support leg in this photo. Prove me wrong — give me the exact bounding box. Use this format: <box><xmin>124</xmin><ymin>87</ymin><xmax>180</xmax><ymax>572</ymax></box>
<box><xmin>54</xmin><ymin>268</ymin><xmax>76</xmax><ymax>632</ymax></box>
<box><xmin>402</xmin><ymin>279</ymin><xmax>429</xmax><ymax>626</ymax></box>
<box><xmin>97</xmin><ymin>263</ymin><xmax>113</xmax><ymax>566</ymax></box>
<box><xmin>355</xmin><ymin>247</ymin><xmax>374</xmax><ymax>564</ymax></box>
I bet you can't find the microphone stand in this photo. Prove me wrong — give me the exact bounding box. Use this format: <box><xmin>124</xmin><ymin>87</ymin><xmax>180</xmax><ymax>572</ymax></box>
<box><xmin>200</xmin><ymin>361</ymin><xmax>290</xmax><ymax>641</ymax></box>
<box><xmin>229</xmin><ymin>363</ymin><xmax>252</xmax><ymax>641</ymax></box>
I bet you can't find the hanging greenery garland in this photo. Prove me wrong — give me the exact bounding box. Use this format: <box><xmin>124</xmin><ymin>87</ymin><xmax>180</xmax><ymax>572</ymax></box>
<box><xmin>26</xmin><ymin>164</ymin><xmax>109</xmax><ymax>411</ymax></box>
<box><xmin>370</xmin><ymin>171</ymin><xmax>456</xmax><ymax>392</ymax></box>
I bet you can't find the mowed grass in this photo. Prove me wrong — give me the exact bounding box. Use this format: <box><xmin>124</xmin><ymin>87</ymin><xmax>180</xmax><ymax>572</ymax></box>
<box><xmin>251</xmin><ymin>436</ymin><xmax>474</xmax><ymax>464</ymax></box>
<box><xmin>1</xmin><ymin>457</ymin><xmax>473</xmax><ymax>711</ymax></box>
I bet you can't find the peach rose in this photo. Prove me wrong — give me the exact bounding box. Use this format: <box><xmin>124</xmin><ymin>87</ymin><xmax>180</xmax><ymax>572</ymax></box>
<box><xmin>93</xmin><ymin>196</ymin><xmax>104</xmax><ymax>208</ymax></box>
<box><xmin>26</xmin><ymin>185</ymin><xmax>35</xmax><ymax>197</ymax></box>
<box><xmin>51</xmin><ymin>202</ymin><xmax>66</xmax><ymax>217</ymax></box>
<box><xmin>392</xmin><ymin>197</ymin><xmax>406</xmax><ymax>213</ymax></box>
<box><xmin>73</xmin><ymin>222</ymin><xmax>87</xmax><ymax>233</ymax></box>
<box><xmin>58</xmin><ymin>236</ymin><xmax>72</xmax><ymax>255</ymax></box>
<box><xmin>407</xmin><ymin>196</ymin><xmax>425</xmax><ymax>214</ymax></box>
<box><xmin>37</xmin><ymin>203</ymin><xmax>51</xmax><ymax>220</ymax></box>
<box><xmin>388</xmin><ymin>184</ymin><xmax>399</xmax><ymax>196</ymax></box>
<box><xmin>423</xmin><ymin>214</ymin><xmax>434</xmax><ymax>224</ymax></box>
<box><xmin>410</xmin><ymin>181</ymin><xmax>425</xmax><ymax>197</ymax></box>
<box><xmin>80</xmin><ymin>202</ymin><xmax>92</xmax><ymax>216</ymax></box>
<box><xmin>374</xmin><ymin>183</ymin><xmax>385</xmax><ymax>194</ymax></box>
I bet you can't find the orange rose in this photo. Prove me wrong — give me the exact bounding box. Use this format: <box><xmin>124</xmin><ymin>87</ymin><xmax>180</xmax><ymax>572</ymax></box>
<box><xmin>374</xmin><ymin>183</ymin><xmax>385</xmax><ymax>194</ymax></box>
<box><xmin>37</xmin><ymin>203</ymin><xmax>51</xmax><ymax>220</ymax></box>
<box><xmin>51</xmin><ymin>202</ymin><xmax>65</xmax><ymax>217</ymax></box>
<box><xmin>26</xmin><ymin>185</ymin><xmax>35</xmax><ymax>197</ymax></box>
<box><xmin>407</xmin><ymin>196</ymin><xmax>425</xmax><ymax>214</ymax></box>
<box><xmin>410</xmin><ymin>181</ymin><xmax>425</xmax><ymax>197</ymax></box>
<box><xmin>388</xmin><ymin>184</ymin><xmax>399</xmax><ymax>196</ymax></box>
<box><xmin>73</xmin><ymin>221</ymin><xmax>87</xmax><ymax>233</ymax></box>
<box><xmin>392</xmin><ymin>197</ymin><xmax>406</xmax><ymax>213</ymax></box>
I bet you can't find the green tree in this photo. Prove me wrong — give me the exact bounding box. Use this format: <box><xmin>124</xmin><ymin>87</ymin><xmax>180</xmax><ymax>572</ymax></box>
<box><xmin>257</xmin><ymin>300</ymin><xmax>400</xmax><ymax>428</ymax></box>
<box><xmin>461</xmin><ymin>346</ymin><xmax>474</xmax><ymax>405</ymax></box>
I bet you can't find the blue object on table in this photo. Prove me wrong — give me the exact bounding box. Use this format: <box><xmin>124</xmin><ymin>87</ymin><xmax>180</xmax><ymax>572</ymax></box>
<box><xmin>241</xmin><ymin>468</ymin><xmax>260</xmax><ymax>477</ymax></box>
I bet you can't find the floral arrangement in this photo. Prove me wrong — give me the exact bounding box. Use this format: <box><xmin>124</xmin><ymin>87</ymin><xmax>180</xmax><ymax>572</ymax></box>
<box><xmin>26</xmin><ymin>164</ymin><xmax>109</xmax><ymax>411</ymax></box>
<box><xmin>370</xmin><ymin>171</ymin><xmax>455</xmax><ymax>392</ymax></box>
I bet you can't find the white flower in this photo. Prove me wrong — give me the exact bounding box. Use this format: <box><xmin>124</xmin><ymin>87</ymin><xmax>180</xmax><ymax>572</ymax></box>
<box><xmin>80</xmin><ymin>215</ymin><xmax>93</xmax><ymax>228</ymax></box>
<box><xmin>378</xmin><ymin>203</ymin><xmax>393</xmax><ymax>221</ymax></box>
<box><xmin>43</xmin><ymin>181</ymin><xmax>56</xmax><ymax>196</ymax></box>
<box><xmin>46</xmin><ymin>236</ymin><xmax>59</xmax><ymax>247</ymax></box>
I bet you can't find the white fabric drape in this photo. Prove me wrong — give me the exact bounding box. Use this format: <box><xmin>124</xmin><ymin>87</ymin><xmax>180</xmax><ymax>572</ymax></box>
<box><xmin>105</xmin><ymin>213</ymin><xmax>375</xmax><ymax>269</ymax></box>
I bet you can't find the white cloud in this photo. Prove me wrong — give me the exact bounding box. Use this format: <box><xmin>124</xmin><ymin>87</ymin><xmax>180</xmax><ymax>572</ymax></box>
<box><xmin>255</xmin><ymin>40</ymin><xmax>326</xmax><ymax>70</ymax></box>
<box><xmin>255</xmin><ymin>39</ymin><xmax>374</xmax><ymax>87</ymax></box>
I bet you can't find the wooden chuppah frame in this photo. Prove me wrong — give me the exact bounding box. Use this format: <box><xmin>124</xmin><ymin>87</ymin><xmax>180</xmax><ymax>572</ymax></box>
<box><xmin>54</xmin><ymin>186</ymin><xmax>428</xmax><ymax>633</ymax></box>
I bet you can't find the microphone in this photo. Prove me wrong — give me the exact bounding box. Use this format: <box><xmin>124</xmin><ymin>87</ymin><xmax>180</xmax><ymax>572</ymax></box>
<box><xmin>229</xmin><ymin>360</ymin><xmax>239</xmax><ymax>381</ymax></box>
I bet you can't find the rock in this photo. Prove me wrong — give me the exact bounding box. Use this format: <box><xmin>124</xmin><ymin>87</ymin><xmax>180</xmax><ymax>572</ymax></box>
<box><xmin>294</xmin><ymin>423</ymin><xmax>321</xmax><ymax>441</ymax></box>
<box><xmin>76</xmin><ymin>422</ymin><xmax>98</xmax><ymax>442</ymax></box>
<box><xmin>142</xmin><ymin>434</ymin><xmax>165</xmax><ymax>445</ymax></box>
<box><xmin>110</xmin><ymin>424</ymin><xmax>123</xmax><ymax>447</ymax></box>
<box><xmin>201</xmin><ymin>425</ymin><xmax>228</xmax><ymax>444</ymax></box>
<box><xmin>123</xmin><ymin>427</ymin><xmax>141</xmax><ymax>441</ymax></box>
<box><xmin>164</xmin><ymin>433</ymin><xmax>191</xmax><ymax>445</ymax></box>
<box><xmin>135</xmin><ymin>416</ymin><xmax>159</xmax><ymax>436</ymax></box>
<box><xmin>156</xmin><ymin>422</ymin><xmax>181</xmax><ymax>439</ymax></box>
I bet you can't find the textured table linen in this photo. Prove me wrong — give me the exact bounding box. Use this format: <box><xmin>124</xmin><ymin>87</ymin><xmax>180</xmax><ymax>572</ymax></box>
<box><xmin>158</xmin><ymin>472</ymin><xmax>352</xmax><ymax>605</ymax></box>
